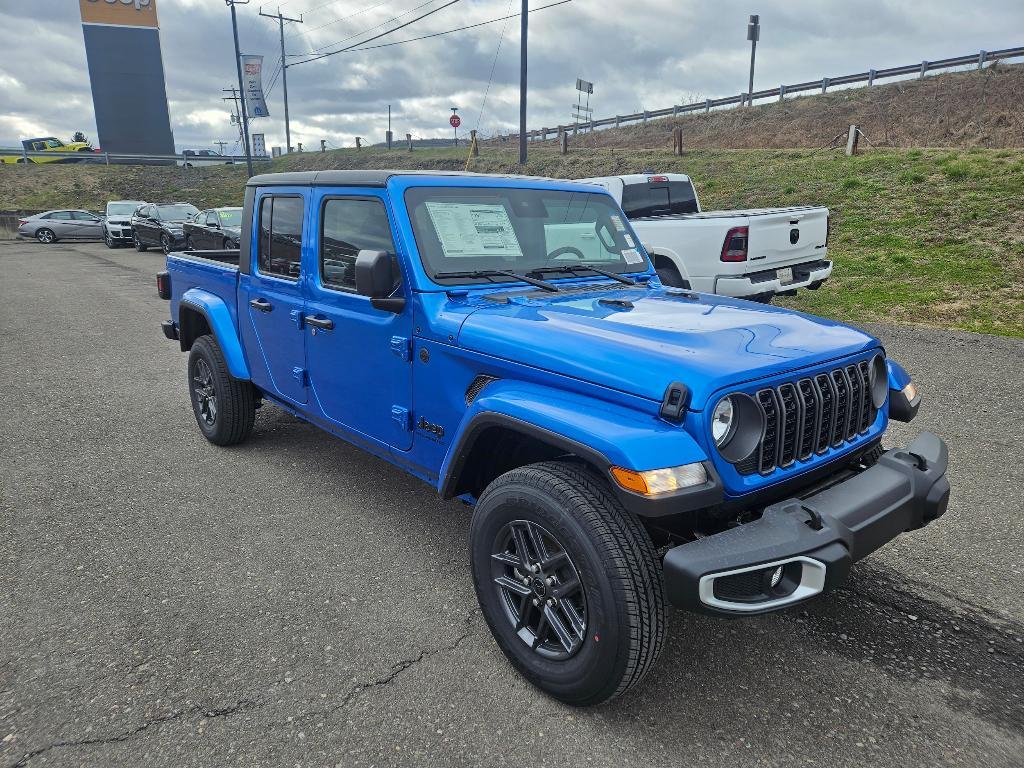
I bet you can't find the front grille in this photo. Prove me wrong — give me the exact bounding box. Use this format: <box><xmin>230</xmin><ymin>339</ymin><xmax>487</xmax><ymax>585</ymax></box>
<box><xmin>737</xmin><ymin>359</ymin><xmax>877</xmax><ymax>476</ymax></box>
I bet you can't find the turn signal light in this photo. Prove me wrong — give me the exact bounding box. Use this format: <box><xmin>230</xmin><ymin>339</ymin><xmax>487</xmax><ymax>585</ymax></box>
<box><xmin>610</xmin><ymin>463</ymin><xmax>708</xmax><ymax>496</ymax></box>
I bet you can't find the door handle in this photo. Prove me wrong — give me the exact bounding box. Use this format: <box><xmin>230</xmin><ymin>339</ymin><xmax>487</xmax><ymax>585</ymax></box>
<box><xmin>305</xmin><ymin>315</ymin><xmax>334</xmax><ymax>331</ymax></box>
<box><xmin>249</xmin><ymin>298</ymin><xmax>273</xmax><ymax>313</ymax></box>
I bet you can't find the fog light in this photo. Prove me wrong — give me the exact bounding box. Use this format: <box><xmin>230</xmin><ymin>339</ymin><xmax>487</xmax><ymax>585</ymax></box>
<box><xmin>610</xmin><ymin>463</ymin><xmax>708</xmax><ymax>496</ymax></box>
<box><xmin>768</xmin><ymin>565</ymin><xmax>784</xmax><ymax>588</ymax></box>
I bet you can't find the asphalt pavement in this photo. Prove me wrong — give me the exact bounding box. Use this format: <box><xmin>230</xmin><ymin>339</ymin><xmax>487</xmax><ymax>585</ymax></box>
<box><xmin>1</xmin><ymin>240</ymin><xmax>1022</xmax><ymax>767</ymax></box>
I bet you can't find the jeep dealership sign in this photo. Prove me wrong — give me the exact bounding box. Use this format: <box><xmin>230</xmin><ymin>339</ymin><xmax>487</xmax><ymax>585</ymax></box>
<box><xmin>80</xmin><ymin>0</ymin><xmax>174</xmax><ymax>154</ymax></box>
<box><xmin>80</xmin><ymin>0</ymin><xmax>159</xmax><ymax>28</ymax></box>
<box><xmin>240</xmin><ymin>55</ymin><xmax>270</xmax><ymax>119</ymax></box>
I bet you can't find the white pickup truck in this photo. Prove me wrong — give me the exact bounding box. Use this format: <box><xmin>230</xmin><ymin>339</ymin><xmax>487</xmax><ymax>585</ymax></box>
<box><xmin>578</xmin><ymin>173</ymin><xmax>832</xmax><ymax>301</ymax></box>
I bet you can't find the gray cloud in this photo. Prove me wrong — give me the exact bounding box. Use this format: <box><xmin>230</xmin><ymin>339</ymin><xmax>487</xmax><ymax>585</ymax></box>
<box><xmin>0</xmin><ymin>0</ymin><xmax>1021</xmax><ymax>152</ymax></box>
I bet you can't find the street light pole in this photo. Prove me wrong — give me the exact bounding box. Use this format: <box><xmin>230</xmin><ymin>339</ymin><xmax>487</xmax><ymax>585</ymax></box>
<box><xmin>227</xmin><ymin>0</ymin><xmax>254</xmax><ymax>177</ymax></box>
<box><xmin>518</xmin><ymin>0</ymin><xmax>528</xmax><ymax>164</ymax></box>
<box><xmin>746</xmin><ymin>14</ymin><xmax>760</xmax><ymax>106</ymax></box>
<box><xmin>260</xmin><ymin>6</ymin><xmax>303</xmax><ymax>154</ymax></box>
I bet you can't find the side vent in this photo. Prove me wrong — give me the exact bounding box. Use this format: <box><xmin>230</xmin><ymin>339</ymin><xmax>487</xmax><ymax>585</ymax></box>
<box><xmin>465</xmin><ymin>375</ymin><xmax>499</xmax><ymax>405</ymax></box>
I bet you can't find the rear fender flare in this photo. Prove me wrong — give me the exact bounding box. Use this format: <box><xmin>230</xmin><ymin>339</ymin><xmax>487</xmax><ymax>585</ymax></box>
<box><xmin>180</xmin><ymin>288</ymin><xmax>250</xmax><ymax>380</ymax></box>
<box><xmin>438</xmin><ymin>379</ymin><xmax>709</xmax><ymax>498</ymax></box>
<box><xmin>647</xmin><ymin>247</ymin><xmax>690</xmax><ymax>281</ymax></box>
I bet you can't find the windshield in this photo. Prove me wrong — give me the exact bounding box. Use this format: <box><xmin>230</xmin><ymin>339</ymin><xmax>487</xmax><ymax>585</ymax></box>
<box><xmin>406</xmin><ymin>187</ymin><xmax>648</xmax><ymax>285</ymax></box>
<box><xmin>217</xmin><ymin>208</ymin><xmax>243</xmax><ymax>226</ymax></box>
<box><xmin>106</xmin><ymin>202</ymin><xmax>139</xmax><ymax>216</ymax></box>
<box><xmin>156</xmin><ymin>204</ymin><xmax>199</xmax><ymax>221</ymax></box>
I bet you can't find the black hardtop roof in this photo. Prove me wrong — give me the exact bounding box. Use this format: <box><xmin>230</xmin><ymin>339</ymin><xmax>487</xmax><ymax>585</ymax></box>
<box><xmin>245</xmin><ymin>169</ymin><xmax>553</xmax><ymax>188</ymax></box>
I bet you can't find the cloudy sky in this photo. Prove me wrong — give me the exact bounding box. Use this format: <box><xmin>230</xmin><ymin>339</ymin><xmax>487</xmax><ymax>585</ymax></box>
<box><xmin>0</xmin><ymin>0</ymin><xmax>1021</xmax><ymax>153</ymax></box>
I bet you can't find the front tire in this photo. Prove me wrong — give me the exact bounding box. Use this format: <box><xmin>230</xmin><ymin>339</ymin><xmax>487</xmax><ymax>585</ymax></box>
<box><xmin>187</xmin><ymin>335</ymin><xmax>256</xmax><ymax>446</ymax></box>
<box><xmin>104</xmin><ymin>229</ymin><xmax>116</xmax><ymax>248</ymax></box>
<box><xmin>161</xmin><ymin>234</ymin><xmax>173</xmax><ymax>254</ymax></box>
<box><xmin>134</xmin><ymin>232</ymin><xmax>148</xmax><ymax>252</ymax></box>
<box><xmin>36</xmin><ymin>228</ymin><xmax>56</xmax><ymax>244</ymax></box>
<box><xmin>470</xmin><ymin>461</ymin><xmax>666</xmax><ymax>706</ymax></box>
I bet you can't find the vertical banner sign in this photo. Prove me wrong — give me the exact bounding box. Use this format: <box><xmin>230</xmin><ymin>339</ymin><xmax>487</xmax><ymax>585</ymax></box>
<box><xmin>241</xmin><ymin>55</ymin><xmax>270</xmax><ymax>118</ymax></box>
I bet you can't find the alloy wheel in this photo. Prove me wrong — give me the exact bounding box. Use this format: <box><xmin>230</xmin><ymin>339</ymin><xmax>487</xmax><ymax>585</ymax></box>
<box><xmin>490</xmin><ymin>520</ymin><xmax>588</xmax><ymax>660</ymax></box>
<box><xmin>37</xmin><ymin>229</ymin><xmax>54</xmax><ymax>244</ymax></box>
<box><xmin>161</xmin><ymin>235</ymin><xmax>172</xmax><ymax>254</ymax></box>
<box><xmin>192</xmin><ymin>358</ymin><xmax>218</xmax><ymax>426</ymax></box>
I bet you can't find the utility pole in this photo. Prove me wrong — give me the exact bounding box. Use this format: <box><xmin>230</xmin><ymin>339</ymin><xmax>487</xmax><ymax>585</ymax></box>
<box><xmin>214</xmin><ymin>140</ymin><xmax>229</xmax><ymax>154</ymax></box>
<box><xmin>260</xmin><ymin>6</ymin><xmax>303</xmax><ymax>154</ymax></box>
<box><xmin>518</xmin><ymin>0</ymin><xmax>527</xmax><ymax>164</ymax></box>
<box><xmin>223</xmin><ymin>87</ymin><xmax>243</xmax><ymax>146</ymax></box>
<box><xmin>226</xmin><ymin>0</ymin><xmax>254</xmax><ymax>177</ymax></box>
<box><xmin>746</xmin><ymin>14</ymin><xmax>760</xmax><ymax>106</ymax></box>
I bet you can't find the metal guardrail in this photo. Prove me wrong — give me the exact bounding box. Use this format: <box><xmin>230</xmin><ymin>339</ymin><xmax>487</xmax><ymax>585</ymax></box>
<box><xmin>0</xmin><ymin>149</ymin><xmax>271</xmax><ymax>166</ymax></box>
<box><xmin>514</xmin><ymin>45</ymin><xmax>1024</xmax><ymax>141</ymax></box>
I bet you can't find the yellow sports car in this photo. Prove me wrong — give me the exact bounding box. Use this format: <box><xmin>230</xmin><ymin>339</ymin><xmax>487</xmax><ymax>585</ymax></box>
<box><xmin>1</xmin><ymin>137</ymin><xmax>98</xmax><ymax>164</ymax></box>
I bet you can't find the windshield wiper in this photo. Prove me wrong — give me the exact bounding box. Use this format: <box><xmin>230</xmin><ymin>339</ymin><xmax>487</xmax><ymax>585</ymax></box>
<box><xmin>529</xmin><ymin>264</ymin><xmax>635</xmax><ymax>285</ymax></box>
<box><xmin>433</xmin><ymin>269</ymin><xmax>559</xmax><ymax>292</ymax></box>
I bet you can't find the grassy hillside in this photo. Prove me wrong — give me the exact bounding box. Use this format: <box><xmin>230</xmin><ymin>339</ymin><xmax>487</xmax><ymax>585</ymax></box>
<box><xmin>518</xmin><ymin>64</ymin><xmax>1024</xmax><ymax>150</ymax></box>
<box><xmin>2</xmin><ymin>144</ymin><xmax>1022</xmax><ymax>337</ymax></box>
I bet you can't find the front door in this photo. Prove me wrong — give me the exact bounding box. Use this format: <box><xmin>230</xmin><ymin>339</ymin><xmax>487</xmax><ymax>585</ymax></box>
<box><xmin>304</xmin><ymin>192</ymin><xmax>413</xmax><ymax>450</ymax></box>
<box><xmin>239</xmin><ymin>193</ymin><xmax>308</xmax><ymax>405</ymax></box>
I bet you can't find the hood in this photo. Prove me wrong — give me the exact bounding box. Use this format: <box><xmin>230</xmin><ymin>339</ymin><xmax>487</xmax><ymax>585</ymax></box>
<box><xmin>223</xmin><ymin>226</ymin><xmax>242</xmax><ymax>238</ymax></box>
<box><xmin>456</xmin><ymin>285</ymin><xmax>878</xmax><ymax>409</ymax></box>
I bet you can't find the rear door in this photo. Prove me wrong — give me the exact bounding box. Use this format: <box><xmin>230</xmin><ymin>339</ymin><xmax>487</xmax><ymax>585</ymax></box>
<box><xmin>303</xmin><ymin>191</ymin><xmax>414</xmax><ymax>450</ymax></box>
<box><xmin>746</xmin><ymin>208</ymin><xmax>828</xmax><ymax>268</ymax></box>
<box><xmin>238</xmin><ymin>193</ymin><xmax>309</xmax><ymax>405</ymax></box>
<box><xmin>46</xmin><ymin>211</ymin><xmax>76</xmax><ymax>238</ymax></box>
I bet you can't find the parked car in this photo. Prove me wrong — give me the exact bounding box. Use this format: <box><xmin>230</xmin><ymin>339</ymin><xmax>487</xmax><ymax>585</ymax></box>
<box><xmin>102</xmin><ymin>200</ymin><xmax>145</xmax><ymax>248</ymax></box>
<box><xmin>157</xmin><ymin>170</ymin><xmax>947</xmax><ymax>706</ymax></box>
<box><xmin>18</xmin><ymin>209</ymin><xmax>104</xmax><ymax>243</ymax></box>
<box><xmin>132</xmin><ymin>202</ymin><xmax>200</xmax><ymax>253</ymax></box>
<box><xmin>177</xmin><ymin>149</ymin><xmax>235</xmax><ymax>168</ymax></box>
<box><xmin>579</xmin><ymin>173</ymin><xmax>832</xmax><ymax>302</ymax></box>
<box><xmin>183</xmin><ymin>207</ymin><xmax>243</xmax><ymax>250</ymax></box>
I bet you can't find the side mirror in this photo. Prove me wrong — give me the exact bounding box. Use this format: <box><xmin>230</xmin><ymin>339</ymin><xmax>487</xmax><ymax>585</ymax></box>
<box><xmin>355</xmin><ymin>249</ymin><xmax>404</xmax><ymax>313</ymax></box>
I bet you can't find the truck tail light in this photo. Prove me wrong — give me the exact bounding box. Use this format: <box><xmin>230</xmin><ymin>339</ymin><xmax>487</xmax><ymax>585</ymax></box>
<box><xmin>156</xmin><ymin>270</ymin><xmax>171</xmax><ymax>300</ymax></box>
<box><xmin>720</xmin><ymin>226</ymin><xmax>749</xmax><ymax>262</ymax></box>
<box><xmin>825</xmin><ymin>214</ymin><xmax>831</xmax><ymax>246</ymax></box>
<box><xmin>648</xmin><ymin>175</ymin><xmax>669</xmax><ymax>183</ymax></box>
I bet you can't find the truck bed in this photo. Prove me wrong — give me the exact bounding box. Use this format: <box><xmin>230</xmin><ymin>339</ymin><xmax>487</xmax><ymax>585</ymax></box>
<box><xmin>630</xmin><ymin>205</ymin><xmax>821</xmax><ymax>222</ymax></box>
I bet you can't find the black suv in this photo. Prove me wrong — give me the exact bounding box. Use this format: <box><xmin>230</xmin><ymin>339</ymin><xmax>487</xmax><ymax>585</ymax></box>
<box><xmin>132</xmin><ymin>203</ymin><xmax>200</xmax><ymax>254</ymax></box>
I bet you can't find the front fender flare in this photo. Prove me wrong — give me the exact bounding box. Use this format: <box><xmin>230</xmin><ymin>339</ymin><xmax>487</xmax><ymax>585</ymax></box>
<box><xmin>438</xmin><ymin>380</ymin><xmax>721</xmax><ymax>515</ymax></box>
<box><xmin>180</xmin><ymin>288</ymin><xmax>250</xmax><ymax>380</ymax></box>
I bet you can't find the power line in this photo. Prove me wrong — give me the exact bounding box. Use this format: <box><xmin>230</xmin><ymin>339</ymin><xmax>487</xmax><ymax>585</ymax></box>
<box><xmin>310</xmin><ymin>0</ymin><xmax>573</xmax><ymax>56</ymax></box>
<box><xmin>291</xmin><ymin>0</ymin><xmax>443</xmax><ymax>56</ymax></box>
<box><xmin>475</xmin><ymin>0</ymin><xmax>516</xmax><ymax>131</ymax></box>
<box><xmin>284</xmin><ymin>0</ymin><xmax>391</xmax><ymax>41</ymax></box>
<box><xmin>288</xmin><ymin>0</ymin><xmax>462</xmax><ymax>65</ymax></box>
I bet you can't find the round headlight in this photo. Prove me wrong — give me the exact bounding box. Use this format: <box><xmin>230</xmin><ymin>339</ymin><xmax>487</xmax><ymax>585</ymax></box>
<box><xmin>712</xmin><ymin>397</ymin><xmax>735</xmax><ymax>446</ymax></box>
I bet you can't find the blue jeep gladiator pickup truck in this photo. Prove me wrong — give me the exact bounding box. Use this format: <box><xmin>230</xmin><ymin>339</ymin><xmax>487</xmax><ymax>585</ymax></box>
<box><xmin>157</xmin><ymin>170</ymin><xmax>949</xmax><ymax>705</ymax></box>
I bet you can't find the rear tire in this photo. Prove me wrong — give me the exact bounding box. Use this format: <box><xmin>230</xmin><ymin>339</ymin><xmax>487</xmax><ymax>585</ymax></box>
<box><xmin>186</xmin><ymin>236</ymin><xmax>196</xmax><ymax>250</ymax></box>
<box><xmin>655</xmin><ymin>262</ymin><xmax>689</xmax><ymax>289</ymax></box>
<box><xmin>36</xmin><ymin>228</ymin><xmax>56</xmax><ymax>244</ymax></box>
<box><xmin>187</xmin><ymin>335</ymin><xmax>256</xmax><ymax>446</ymax></box>
<box><xmin>134</xmin><ymin>232</ymin><xmax>148</xmax><ymax>252</ymax></box>
<box><xmin>470</xmin><ymin>461</ymin><xmax>666</xmax><ymax>706</ymax></box>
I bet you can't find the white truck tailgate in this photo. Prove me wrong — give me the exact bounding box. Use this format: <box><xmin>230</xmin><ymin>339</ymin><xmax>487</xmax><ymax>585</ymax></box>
<box><xmin>747</xmin><ymin>208</ymin><xmax>828</xmax><ymax>267</ymax></box>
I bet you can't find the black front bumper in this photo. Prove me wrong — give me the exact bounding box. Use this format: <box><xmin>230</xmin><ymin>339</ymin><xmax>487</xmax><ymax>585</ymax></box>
<box><xmin>663</xmin><ymin>432</ymin><xmax>950</xmax><ymax>616</ymax></box>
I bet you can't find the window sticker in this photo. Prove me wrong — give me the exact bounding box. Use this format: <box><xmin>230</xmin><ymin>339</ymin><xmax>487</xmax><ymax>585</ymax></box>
<box><xmin>622</xmin><ymin>248</ymin><xmax>644</xmax><ymax>265</ymax></box>
<box><xmin>425</xmin><ymin>202</ymin><xmax>522</xmax><ymax>258</ymax></box>
<box><xmin>624</xmin><ymin>234</ymin><xmax>636</xmax><ymax>248</ymax></box>
<box><xmin>610</xmin><ymin>214</ymin><xmax>627</xmax><ymax>232</ymax></box>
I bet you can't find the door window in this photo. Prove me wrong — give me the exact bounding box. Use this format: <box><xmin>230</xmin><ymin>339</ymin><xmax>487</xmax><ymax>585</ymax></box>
<box><xmin>72</xmin><ymin>211</ymin><xmax>99</xmax><ymax>221</ymax></box>
<box><xmin>206</xmin><ymin>211</ymin><xmax>219</xmax><ymax>227</ymax></box>
<box><xmin>258</xmin><ymin>196</ymin><xmax>304</xmax><ymax>279</ymax></box>
<box><xmin>320</xmin><ymin>198</ymin><xmax>397</xmax><ymax>291</ymax></box>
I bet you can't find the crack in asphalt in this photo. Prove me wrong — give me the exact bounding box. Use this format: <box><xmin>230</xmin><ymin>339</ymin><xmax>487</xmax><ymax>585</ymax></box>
<box><xmin>5</xmin><ymin>698</ymin><xmax>259</xmax><ymax>768</ymax></box>
<box><xmin>294</xmin><ymin>609</ymin><xmax>481</xmax><ymax>725</ymax></box>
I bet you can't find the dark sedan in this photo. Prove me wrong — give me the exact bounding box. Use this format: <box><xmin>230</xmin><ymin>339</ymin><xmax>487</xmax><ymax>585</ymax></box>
<box><xmin>132</xmin><ymin>202</ymin><xmax>200</xmax><ymax>254</ymax></box>
<box><xmin>183</xmin><ymin>207</ymin><xmax>243</xmax><ymax>250</ymax></box>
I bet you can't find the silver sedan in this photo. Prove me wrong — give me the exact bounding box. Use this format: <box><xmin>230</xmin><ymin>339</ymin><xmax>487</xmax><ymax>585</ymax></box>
<box><xmin>18</xmin><ymin>210</ymin><xmax>105</xmax><ymax>244</ymax></box>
